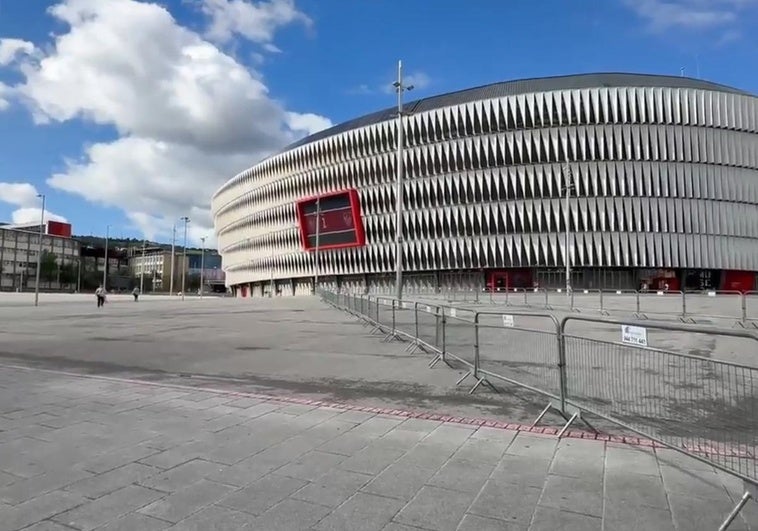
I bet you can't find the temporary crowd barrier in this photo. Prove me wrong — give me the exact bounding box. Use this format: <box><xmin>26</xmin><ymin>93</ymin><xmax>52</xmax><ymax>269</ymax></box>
<box><xmin>320</xmin><ymin>289</ymin><xmax>758</xmax><ymax>530</ymax></box>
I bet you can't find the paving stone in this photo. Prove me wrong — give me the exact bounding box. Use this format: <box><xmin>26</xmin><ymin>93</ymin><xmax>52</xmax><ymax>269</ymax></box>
<box><xmin>361</xmin><ymin>463</ymin><xmax>436</xmax><ymax>501</ymax></box>
<box><xmin>394</xmin><ymin>485</ymin><xmax>475</xmax><ymax>531</ymax></box>
<box><xmin>452</xmin><ymin>435</ymin><xmax>511</xmax><ymax>464</ymax></box>
<box><xmin>373</xmin><ymin>428</ymin><xmax>429</xmax><ymax>450</ymax></box>
<box><xmin>603</xmin><ymin>501</ymin><xmax>676</xmax><ymax>531</ymax></box>
<box><xmin>139</xmin><ymin>444</ymin><xmax>205</xmax><ymax>470</ymax></box>
<box><xmin>139</xmin><ymin>459</ymin><xmax>228</xmax><ymax>493</ymax></box>
<box><xmin>489</xmin><ymin>454</ymin><xmax>551</xmax><ymax>488</ymax></box>
<box><xmin>605</xmin><ymin>445</ymin><xmax>660</xmax><ymax>477</ymax></box>
<box><xmin>318</xmin><ymin>432</ymin><xmax>372</xmax><ymax>456</ymax></box>
<box><xmin>397</xmin><ymin>418</ymin><xmax>443</xmax><ymax>434</ymax></box>
<box><xmin>224</xmin><ymin>398</ymin><xmax>264</xmax><ymax>409</ymax></box>
<box><xmin>0</xmin><ymin>490</ymin><xmax>85</xmax><ymax>531</ymax></box>
<box><xmin>217</xmin><ymin>474</ymin><xmax>307</xmax><ymax>515</ymax></box>
<box><xmin>83</xmin><ymin>444</ymin><xmax>162</xmax><ymax>474</ymax></box>
<box><xmin>426</xmin><ymin>458</ymin><xmax>494</xmax><ymax>494</ymax></box>
<box><xmin>604</xmin><ymin>468</ymin><xmax>669</xmax><ymax>509</ymax></box>
<box><xmin>288</xmin><ymin>467</ymin><xmax>373</xmax><ymax>508</ymax></box>
<box><xmin>656</xmin><ymin>448</ymin><xmax>719</xmax><ymax>473</ymax></box>
<box><xmin>456</xmin><ymin>513</ymin><xmax>526</xmax><ymax>531</ymax></box>
<box><xmin>529</xmin><ymin>505</ymin><xmax>602</xmax><ymax>531</ymax></box>
<box><xmin>97</xmin><ymin>512</ymin><xmax>170</xmax><ymax>531</ymax></box>
<box><xmin>380</xmin><ymin>523</ymin><xmax>427</xmax><ymax>531</ymax></box>
<box><xmin>0</xmin><ymin>467</ymin><xmax>92</xmax><ymax>505</ymax></box>
<box><xmin>314</xmin><ymin>492</ymin><xmax>406</xmax><ymax>531</ymax></box>
<box><xmin>138</xmin><ymin>479</ymin><xmax>234</xmax><ymax>523</ymax></box>
<box><xmin>204</xmin><ymin>456</ymin><xmax>280</xmax><ymax>488</ymax></box>
<box><xmin>7</xmin><ymin>520</ymin><xmax>74</xmax><ymax>531</ymax></box>
<box><xmin>537</xmin><ymin>474</ymin><xmax>603</xmax><ymax>517</ymax></box>
<box><xmin>276</xmin><ymin>450</ymin><xmax>346</xmax><ymax>482</ymax></box>
<box><xmin>54</xmin><ymin>485</ymin><xmax>163</xmax><ymax>531</ymax></box>
<box><xmin>659</xmin><ymin>464</ymin><xmax>729</xmax><ymax>500</ymax></box>
<box><xmin>422</xmin><ymin>425</ymin><xmax>475</xmax><ymax>449</ymax></box>
<box><xmin>254</xmin><ymin>435</ymin><xmax>322</xmax><ymax>467</ymax></box>
<box><xmin>339</xmin><ymin>445</ymin><xmax>406</xmax><ymax>475</ymax></box>
<box><xmin>333</xmin><ymin>410</ymin><xmax>376</xmax><ymax>424</ymax></box>
<box><xmin>504</xmin><ymin>434</ymin><xmax>558</xmax><ymax>459</ymax></box>
<box><xmin>548</xmin><ymin>439</ymin><xmax>605</xmax><ymax>479</ymax></box>
<box><xmin>303</xmin><ymin>419</ymin><xmax>359</xmax><ymax>443</ymax></box>
<box><xmin>169</xmin><ymin>505</ymin><xmax>254</xmax><ymax>530</ymax></box>
<box><xmin>252</xmin><ymin>498</ymin><xmax>331</xmax><ymax>530</ymax></box>
<box><xmin>670</xmin><ymin>492</ymin><xmax>751</xmax><ymax>531</ymax></box>
<box><xmin>348</xmin><ymin>416</ymin><xmax>404</xmax><ymax>438</ymax></box>
<box><xmin>67</xmin><ymin>462</ymin><xmax>159</xmax><ymax>499</ymax></box>
<box><xmin>468</xmin><ymin>478</ymin><xmax>542</xmax><ymax>525</ymax></box>
<box><xmin>394</xmin><ymin>442</ymin><xmax>456</xmax><ymax>470</ymax></box>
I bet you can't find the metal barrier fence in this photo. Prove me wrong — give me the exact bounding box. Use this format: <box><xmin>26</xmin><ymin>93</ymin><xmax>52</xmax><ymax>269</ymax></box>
<box><xmin>319</xmin><ymin>288</ymin><xmax>758</xmax><ymax>529</ymax></box>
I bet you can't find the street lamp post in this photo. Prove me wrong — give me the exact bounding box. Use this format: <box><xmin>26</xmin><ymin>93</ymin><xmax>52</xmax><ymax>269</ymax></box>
<box><xmin>393</xmin><ymin>59</ymin><xmax>414</xmax><ymax>302</ymax></box>
<box><xmin>180</xmin><ymin>217</ymin><xmax>189</xmax><ymax>301</ymax></box>
<box><xmin>34</xmin><ymin>194</ymin><xmax>45</xmax><ymax>307</ymax></box>
<box><xmin>564</xmin><ymin>165</ymin><xmax>575</xmax><ymax>294</ymax></box>
<box><xmin>102</xmin><ymin>224</ymin><xmax>110</xmax><ymax>291</ymax></box>
<box><xmin>139</xmin><ymin>239</ymin><xmax>146</xmax><ymax>294</ymax></box>
<box><xmin>169</xmin><ymin>225</ymin><xmax>176</xmax><ymax>296</ymax></box>
<box><xmin>200</xmin><ymin>236</ymin><xmax>206</xmax><ymax>299</ymax></box>
<box><xmin>270</xmin><ymin>239</ymin><xmax>275</xmax><ymax>298</ymax></box>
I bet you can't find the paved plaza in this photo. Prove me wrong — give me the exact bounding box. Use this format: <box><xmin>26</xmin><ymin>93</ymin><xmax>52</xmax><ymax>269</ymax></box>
<box><xmin>0</xmin><ymin>365</ymin><xmax>755</xmax><ymax>530</ymax></box>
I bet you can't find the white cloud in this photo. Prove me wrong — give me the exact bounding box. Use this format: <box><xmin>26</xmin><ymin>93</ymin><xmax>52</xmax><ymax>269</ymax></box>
<box><xmin>11</xmin><ymin>208</ymin><xmax>68</xmax><ymax>224</ymax></box>
<box><xmin>624</xmin><ymin>0</ymin><xmax>756</xmax><ymax>32</ymax></box>
<box><xmin>201</xmin><ymin>0</ymin><xmax>311</xmax><ymax>45</ymax></box>
<box><xmin>286</xmin><ymin>112</ymin><xmax>332</xmax><ymax>136</ymax></box>
<box><xmin>0</xmin><ymin>38</ymin><xmax>35</xmax><ymax>65</ymax></box>
<box><xmin>0</xmin><ymin>0</ymin><xmax>330</xmax><ymax>245</ymax></box>
<box><xmin>0</xmin><ymin>182</ymin><xmax>67</xmax><ymax>223</ymax></box>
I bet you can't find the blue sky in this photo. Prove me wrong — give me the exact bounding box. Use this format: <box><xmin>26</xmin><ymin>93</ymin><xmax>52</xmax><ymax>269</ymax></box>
<box><xmin>0</xmin><ymin>0</ymin><xmax>756</xmax><ymax>245</ymax></box>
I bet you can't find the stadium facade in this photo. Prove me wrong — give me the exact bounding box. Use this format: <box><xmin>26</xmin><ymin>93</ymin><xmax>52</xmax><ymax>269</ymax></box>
<box><xmin>211</xmin><ymin>73</ymin><xmax>758</xmax><ymax>297</ymax></box>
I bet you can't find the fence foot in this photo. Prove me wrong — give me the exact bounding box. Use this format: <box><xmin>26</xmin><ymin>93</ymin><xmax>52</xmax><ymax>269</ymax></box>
<box><xmin>429</xmin><ymin>352</ymin><xmax>451</xmax><ymax>369</ymax></box>
<box><xmin>531</xmin><ymin>403</ymin><xmax>553</xmax><ymax>427</ymax></box>
<box><xmin>455</xmin><ymin>370</ymin><xmax>473</xmax><ymax>386</ymax></box>
<box><xmin>599</xmin><ymin>310</ymin><xmax>610</xmax><ymax>316</ymax></box>
<box><xmin>719</xmin><ymin>490</ymin><xmax>753</xmax><ymax>531</ymax></box>
<box><xmin>382</xmin><ymin>331</ymin><xmax>402</xmax><ymax>343</ymax></box>
<box><xmin>679</xmin><ymin>316</ymin><xmax>697</xmax><ymax>324</ymax></box>
<box><xmin>633</xmin><ymin>312</ymin><xmax>649</xmax><ymax>320</ymax></box>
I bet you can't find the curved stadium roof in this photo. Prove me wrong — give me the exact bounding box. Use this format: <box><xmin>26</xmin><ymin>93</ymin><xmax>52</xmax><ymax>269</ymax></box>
<box><xmin>284</xmin><ymin>72</ymin><xmax>752</xmax><ymax>152</ymax></box>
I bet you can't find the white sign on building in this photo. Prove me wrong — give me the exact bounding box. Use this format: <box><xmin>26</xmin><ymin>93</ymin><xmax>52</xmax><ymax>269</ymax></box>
<box><xmin>621</xmin><ymin>325</ymin><xmax>648</xmax><ymax>347</ymax></box>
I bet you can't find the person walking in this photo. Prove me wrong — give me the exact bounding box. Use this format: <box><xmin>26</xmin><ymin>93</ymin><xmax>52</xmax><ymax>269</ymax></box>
<box><xmin>95</xmin><ymin>286</ymin><xmax>106</xmax><ymax>308</ymax></box>
<box><xmin>132</xmin><ymin>287</ymin><xmax>140</xmax><ymax>302</ymax></box>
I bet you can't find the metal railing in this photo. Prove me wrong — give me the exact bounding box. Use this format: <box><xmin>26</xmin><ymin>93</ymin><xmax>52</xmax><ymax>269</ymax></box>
<box><xmin>319</xmin><ymin>288</ymin><xmax>758</xmax><ymax>529</ymax></box>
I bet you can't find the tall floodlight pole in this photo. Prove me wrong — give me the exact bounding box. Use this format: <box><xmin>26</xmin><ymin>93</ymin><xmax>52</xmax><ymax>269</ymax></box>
<box><xmin>199</xmin><ymin>236</ymin><xmax>206</xmax><ymax>299</ymax></box>
<box><xmin>180</xmin><ymin>217</ymin><xmax>189</xmax><ymax>301</ymax></box>
<box><xmin>313</xmin><ymin>198</ymin><xmax>321</xmax><ymax>294</ymax></box>
<box><xmin>102</xmin><ymin>224</ymin><xmax>110</xmax><ymax>290</ymax></box>
<box><xmin>393</xmin><ymin>60</ymin><xmax>414</xmax><ymax>302</ymax></box>
<box><xmin>139</xmin><ymin>239</ymin><xmax>146</xmax><ymax>293</ymax></box>
<box><xmin>564</xmin><ymin>165</ymin><xmax>575</xmax><ymax>294</ymax></box>
<box><xmin>169</xmin><ymin>225</ymin><xmax>176</xmax><ymax>296</ymax></box>
<box><xmin>34</xmin><ymin>194</ymin><xmax>46</xmax><ymax>307</ymax></box>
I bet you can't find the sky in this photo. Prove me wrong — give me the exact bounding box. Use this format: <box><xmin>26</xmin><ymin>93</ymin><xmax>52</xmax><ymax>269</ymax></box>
<box><xmin>0</xmin><ymin>0</ymin><xmax>756</xmax><ymax>247</ymax></box>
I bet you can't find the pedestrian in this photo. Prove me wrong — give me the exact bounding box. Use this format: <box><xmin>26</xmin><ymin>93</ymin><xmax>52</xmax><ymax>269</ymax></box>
<box><xmin>95</xmin><ymin>285</ymin><xmax>106</xmax><ymax>308</ymax></box>
<box><xmin>132</xmin><ymin>287</ymin><xmax>140</xmax><ymax>302</ymax></box>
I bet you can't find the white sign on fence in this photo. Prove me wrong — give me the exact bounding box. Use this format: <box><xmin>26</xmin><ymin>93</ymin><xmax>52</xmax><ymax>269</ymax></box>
<box><xmin>502</xmin><ymin>314</ymin><xmax>515</xmax><ymax>328</ymax></box>
<box><xmin>707</xmin><ymin>291</ymin><xmax>717</xmax><ymax>297</ymax></box>
<box><xmin>450</xmin><ymin>308</ymin><xmax>457</xmax><ymax>317</ymax></box>
<box><xmin>621</xmin><ymin>325</ymin><xmax>648</xmax><ymax>347</ymax></box>
<box><xmin>426</xmin><ymin>305</ymin><xmax>432</xmax><ymax>313</ymax></box>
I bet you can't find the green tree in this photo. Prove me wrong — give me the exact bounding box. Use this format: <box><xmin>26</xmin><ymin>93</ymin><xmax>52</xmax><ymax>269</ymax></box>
<box><xmin>59</xmin><ymin>262</ymin><xmax>77</xmax><ymax>285</ymax></box>
<box><xmin>39</xmin><ymin>251</ymin><xmax>58</xmax><ymax>283</ymax></box>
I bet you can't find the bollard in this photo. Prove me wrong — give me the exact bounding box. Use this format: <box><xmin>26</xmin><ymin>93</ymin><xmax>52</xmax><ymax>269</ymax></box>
<box><xmin>414</xmin><ymin>302</ymin><xmax>419</xmax><ymax>339</ymax></box>
<box><xmin>557</xmin><ymin>329</ymin><xmax>568</xmax><ymax>415</ymax></box>
<box><xmin>544</xmin><ymin>288</ymin><xmax>549</xmax><ymax>309</ymax></box>
<box><xmin>681</xmin><ymin>290</ymin><xmax>687</xmax><ymax>320</ymax></box>
<box><xmin>441</xmin><ymin>312</ymin><xmax>447</xmax><ymax>363</ymax></box>
<box><xmin>636</xmin><ymin>291</ymin><xmax>641</xmax><ymax>316</ymax></box>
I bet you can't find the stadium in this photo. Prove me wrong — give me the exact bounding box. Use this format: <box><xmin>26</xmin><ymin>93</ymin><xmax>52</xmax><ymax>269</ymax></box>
<box><xmin>211</xmin><ymin>72</ymin><xmax>758</xmax><ymax>298</ymax></box>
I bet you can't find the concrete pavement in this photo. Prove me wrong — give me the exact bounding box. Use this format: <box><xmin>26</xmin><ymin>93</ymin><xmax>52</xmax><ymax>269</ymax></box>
<box><xmin>0</xmin><ymin>365</ymin><xmax>754</xmax><ymax>530</ymax></box>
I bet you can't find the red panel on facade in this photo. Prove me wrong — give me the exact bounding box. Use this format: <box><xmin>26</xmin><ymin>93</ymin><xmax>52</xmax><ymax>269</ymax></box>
<box><xmin>47</xmin><ymin>221</ymin><xmax>72</xmax><ymax>238</ymax></box>
<box><xmin>296</xmin><ymin>189</ymin><xmax>366</xmax><ymax>251</ymax></box>
<box><xmin>721</xmin><ymin>270</ymin><xmax>755</xmax><ymax>292</ymax></box>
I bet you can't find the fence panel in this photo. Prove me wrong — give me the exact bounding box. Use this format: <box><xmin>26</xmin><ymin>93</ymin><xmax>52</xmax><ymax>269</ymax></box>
<box><xmin>744</xmin><ymin>291</ymin><xmax>758</xmax><ymax>326</ymax></box>
<box><xmin>637</xmin><ymin>290</ymin><xmax>684</xmax><ymax>319</ymax></box>
<box><xmin>599</xmin><ymin>290</ymin><xmax>640</xmax><ymax>316</ymax></box>
<box><xmin>416</xmin><ymin>303</ymin><xmax>441</xmax><ymax>352</ymax></box>
<box><xmin>567</xmin><ymin>289</ymin><xmax>603</xmax><ymax>313</ymax></box>
<box><xmin>683</xmin><ymin>290</ymin><xmax>744</xmax><ymax>324</ymax></box>
<box><xmin>438</xmin><ymin>307</ymin><xmax>476</xmax><ymax>368</ymax></box>
<box><xmin>561</xmin><ymin>316</ymin><xmax>758</xmax><ymax>486</ymax></box>
<box><xmin>475</xmin><ymin>312</ymin><xmax>560</xmax><ymax>398</ymax></box>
